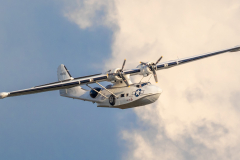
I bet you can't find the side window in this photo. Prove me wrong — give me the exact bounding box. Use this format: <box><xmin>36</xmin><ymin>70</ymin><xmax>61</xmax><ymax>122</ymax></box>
<box><xmin>121</xmin><ymin>94</ymin><xmax>125</xmax><ymax>97</ymax></box>
<box><xmin>126</xmin><ymin>93</ymin><xmax>129</xmax><ymax>97</ymax></box>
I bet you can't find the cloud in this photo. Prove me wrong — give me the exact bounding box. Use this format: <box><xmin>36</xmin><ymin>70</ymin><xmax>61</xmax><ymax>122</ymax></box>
<box><xmin>64</xmin><ymin>0</ymin><xmax>240</xmax><ymax>159</ymax></box>
<box><xmin>63</xmin><ymin>0</ymin><xmax>116</xmax><ymax>29</ymax></box>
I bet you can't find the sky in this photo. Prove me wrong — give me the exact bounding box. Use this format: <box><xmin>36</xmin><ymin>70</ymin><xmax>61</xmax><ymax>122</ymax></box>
<box><xmin>1</xmin><ymin>0</ymin><xmax>240</xmax><ymax>160</ymax></box>
<box><xmin>0</xmin><ymin>0</ymin><xmax>133</xmax><ymax>160</ymax></box>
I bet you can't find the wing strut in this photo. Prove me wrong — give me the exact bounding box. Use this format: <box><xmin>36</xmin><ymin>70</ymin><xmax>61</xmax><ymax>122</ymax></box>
<box><xmin>86</xmin><ymin>84</ymin><xmax>108</xmax><ymax>98</ymax></box>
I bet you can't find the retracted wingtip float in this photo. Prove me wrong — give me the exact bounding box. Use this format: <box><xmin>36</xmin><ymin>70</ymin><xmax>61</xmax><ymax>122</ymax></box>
<box><xmin>1</xmin><ymin>45</ymin><xmax>240</xmax><ymax>109</ymax></box>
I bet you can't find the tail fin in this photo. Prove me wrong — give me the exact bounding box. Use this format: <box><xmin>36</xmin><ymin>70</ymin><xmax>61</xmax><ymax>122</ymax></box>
<box><xmin>57</xmin><ymin>64</ymin><xmax>86</xmax><ymax>98</ymax></box>
<box><xmin>57</xmin><ymin>64</ymin><xmax>73</xmax><ymax>81</ymax></box>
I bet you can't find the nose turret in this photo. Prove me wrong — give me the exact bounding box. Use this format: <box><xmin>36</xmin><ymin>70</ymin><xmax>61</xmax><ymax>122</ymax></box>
<box><xmin>153</xmin><ymin>85</ymin><xmax>162</xmax><ymax>95</ymax></box>
<box><xmin>144</xmin><ymin>84</ymin><xmax>162</xmax><ymax>95</ymax></box>
<box><xmin>157</xmin><ymin>87</ymin><xmax>163</xmax><ymax>94</ymax></box>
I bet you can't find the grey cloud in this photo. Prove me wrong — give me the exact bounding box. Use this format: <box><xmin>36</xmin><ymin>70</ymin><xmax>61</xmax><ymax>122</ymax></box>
<box><xmin>63</xmin><ymin>0</ymin><xmax>116</xmax><ymax>29</ymax></box>
<box><xmin>123</xmin><ymin>115</ymin><xmax>231</xmax><ymax>160</ymax></box>
<box><xmin>185</xmin><ymin>87</ymin><xmax>204</xmax><ymax>103</ymax></box>
<box><xmin>230</xmin><ymin>91</ymin><xmax>240</xmax><ymax>111</ymax></box>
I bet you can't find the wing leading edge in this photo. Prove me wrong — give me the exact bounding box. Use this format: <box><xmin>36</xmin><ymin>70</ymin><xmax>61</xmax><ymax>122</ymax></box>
<box><xmin>155</xmin><ymin>46</ymin><xmax>240</xmax><ymax>70</ymax></box>
<box><xmin>0</xmin><ymin>74</ymin><xmax>108</xmax><ymax>99</ymax></box>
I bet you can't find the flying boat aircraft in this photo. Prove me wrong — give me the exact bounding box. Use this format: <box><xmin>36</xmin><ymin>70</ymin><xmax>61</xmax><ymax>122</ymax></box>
<box><xmin>1</xmin><ymin>46</ymin><xmax>240</xmax><ymax>109</ymax></box>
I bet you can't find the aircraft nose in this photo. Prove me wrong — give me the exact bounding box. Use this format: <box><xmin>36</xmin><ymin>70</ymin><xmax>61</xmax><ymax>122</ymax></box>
<box><xmin>157</xmin><ymin>87</ymin><xmax>163</xmax><ymax>94</ymax></box>
<box><xmin>146</xmin><ymin>85</ymin><xmax>163</xmax><ymax>95</ymax></box>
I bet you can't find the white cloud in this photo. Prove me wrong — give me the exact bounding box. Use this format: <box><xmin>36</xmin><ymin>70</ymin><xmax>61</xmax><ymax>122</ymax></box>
<box><xmin>64</xmin><ymin>0</ymin><xmax>240</xmax><ymax>159</ymax></box>
<box><xmin>63</xmin><ymin>0</ymin><xmax>116</xmax><ymax>29</ymax></box>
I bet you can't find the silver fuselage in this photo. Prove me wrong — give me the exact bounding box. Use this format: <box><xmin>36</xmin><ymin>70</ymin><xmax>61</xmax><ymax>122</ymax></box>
<box><xmin>60</xmin><ymin>82</ymin><xmax>162</xmax><ymax>109</ymax></box>
<box><xmin>97</xmin><ymin>83</ymin><xmax>162</xmax><ymax>109</ymax></box>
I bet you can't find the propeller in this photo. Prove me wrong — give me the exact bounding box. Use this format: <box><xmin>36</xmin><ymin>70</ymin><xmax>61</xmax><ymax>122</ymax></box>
<box><xmin>140</xmin><ymin>56</ymin><xmax>163</xmax><ymax>83</ymax></box>
<box><xmin>121</xmin><ymin>59</ymin><xmax>126</xmax><ymax>71</ymax></box>
<box><xmin>108</xmin><ymin>59</ymin><xmax>130</xmax><ymax>87</ymax></box>
<box><xmin>118</xmin><ymin>59</ymin><xmax>130</xmax><ymax>87</ymax></box>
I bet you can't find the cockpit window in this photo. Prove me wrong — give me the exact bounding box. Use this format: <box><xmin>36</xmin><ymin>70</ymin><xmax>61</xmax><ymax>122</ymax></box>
<box><xmin>105</xmin><ymin>85</ymin><xmax>112</xmax><ymax>89</ymax></box>
<box><xmin>136</xmin><ymin>82</ymin><xmax>151</xmax><ymax>88</ymax></box>
<box><xmin>136</xmin><ymin>82</ymin><xmax>150</xmax><ymax>88</ymax></box>
<box><xmin>141</xmin><ymin>83</ymin><xmax>148</xmax><ymax>87</ymax></box>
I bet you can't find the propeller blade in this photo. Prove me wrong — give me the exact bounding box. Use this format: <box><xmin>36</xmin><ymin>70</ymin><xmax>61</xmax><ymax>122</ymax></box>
<box><xmin>120</xmin><ymin>74</ymin><xmax>130</xmax><ymax>87</ymax></box>
<box><xmin>140</xmin><ymin>62</ymin><xmax>148</xmax><ymax>65</ymax></box>
<box><xmin>121</xmin><ymin>59</ymin><xmax>126</xmax><ymax>71</ymax></box>
<box><xmin>152</xmin><ymin>68</ymin><xmax>158</xmax><ymax>83</ymax></box>
<box><xmin>155</xmin><ymin>56</ymin><xmax>163</xmax><ymax>64</ymax></box>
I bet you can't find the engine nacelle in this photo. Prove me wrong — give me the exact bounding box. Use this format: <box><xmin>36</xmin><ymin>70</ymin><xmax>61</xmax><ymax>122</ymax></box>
<box><xmin>137</xmin><ymin>62</ymin><xmax>153</xmax><ymax>77</ymax></box>
<box><xmin>106</xmin><ymin>68</ymin><xmax>122</xmax><ymax>82</ymax></box>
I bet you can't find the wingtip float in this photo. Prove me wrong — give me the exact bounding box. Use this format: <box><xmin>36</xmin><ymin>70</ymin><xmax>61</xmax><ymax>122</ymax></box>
<box><xmin>0</xmin><ymin>92</ymin><xmax>9</xmax><ymax>99</ymax></box>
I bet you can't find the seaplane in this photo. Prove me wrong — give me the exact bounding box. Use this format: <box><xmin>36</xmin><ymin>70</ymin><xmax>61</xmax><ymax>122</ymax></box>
<box><xmin>1</xmin><ymin>46</ymin><xmax>240</xmax><ymax>109</ymax></box>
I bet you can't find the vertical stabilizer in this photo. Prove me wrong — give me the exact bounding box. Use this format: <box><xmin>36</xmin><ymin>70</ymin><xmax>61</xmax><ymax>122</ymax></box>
<box><xmin>57</xmin><ymin>64</ymin><xmax>73</xmax><ymax>81</ymax></box>
<box><xmin>57</xmin><ymin>64</ymin><xmax>86</xmax><ymax>98</ymax></box>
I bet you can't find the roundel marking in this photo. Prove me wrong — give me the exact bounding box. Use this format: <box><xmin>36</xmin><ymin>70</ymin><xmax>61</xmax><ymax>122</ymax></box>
<box><xmin>135</xmin><ymin>89</ymin><xmax>142</xmax><ymax>97</ymax></box>
<box><xmin>109</xmin><ymin>94</ymin><xmax>116</xmax><ymax>106</ymax></box>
